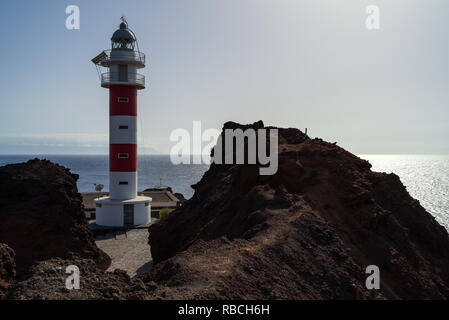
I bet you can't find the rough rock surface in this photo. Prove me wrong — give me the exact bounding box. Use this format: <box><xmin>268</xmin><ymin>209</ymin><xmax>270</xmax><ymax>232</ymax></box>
<box><xmin>0</xmin><ymin>243</ymin><xmax>16</xmax><ymax>298</ymax></box>
<box><xmin>0</xmin><ymin>159</ymin><xmax>110</xmax><ymax>278</ymax></box>
<box><xmin>147</xmin><ymin>121</ymin><xmax>449</xmax><ymax>299</ymax></box>
<box><xmin>7</xmin><ymin>258</ymin><xmax>153</xmax><ymax>300</ymax></box>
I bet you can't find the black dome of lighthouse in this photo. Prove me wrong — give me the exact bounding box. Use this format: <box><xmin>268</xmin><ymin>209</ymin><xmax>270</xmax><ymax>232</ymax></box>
<box><xmin>111</xmin><ymin>24</ymin><xmax>136</xmax><ymax>42</ymax></box>
<box><xmin>111</xmin><ymin>20</ymin><xmax>136</xmax><ymax>49</ymax></box>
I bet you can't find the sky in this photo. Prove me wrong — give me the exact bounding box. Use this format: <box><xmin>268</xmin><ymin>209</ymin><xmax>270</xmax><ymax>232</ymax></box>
<box><xmin>0</xmin><ymin>0</ymin><xmax>448</xmax><ymax>155</ymax></box>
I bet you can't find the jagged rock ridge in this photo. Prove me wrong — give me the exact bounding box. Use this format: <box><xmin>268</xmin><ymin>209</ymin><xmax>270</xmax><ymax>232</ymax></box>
<box><xmin>146</xmin><ymin>121</ymin><xmax>449</xmax><ymax>299</ymax></box>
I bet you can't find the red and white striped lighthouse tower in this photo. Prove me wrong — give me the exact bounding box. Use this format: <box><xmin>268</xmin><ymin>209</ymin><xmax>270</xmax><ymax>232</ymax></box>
<box><xmin>92</xmin><ymin>18</ymin><xmax>151</xmax><ymax>227</ymax></box>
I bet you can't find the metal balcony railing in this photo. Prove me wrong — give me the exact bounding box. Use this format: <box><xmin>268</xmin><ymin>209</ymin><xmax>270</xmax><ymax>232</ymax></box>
<box><xmin>101</xmin><ymin>72</ymin><xmax>145</xmax><ymax>88</ymax></box>
<box><xmin>100</xmin><ymin>49</ymin><xmax>146</xmax><ymax>66</ymax></box>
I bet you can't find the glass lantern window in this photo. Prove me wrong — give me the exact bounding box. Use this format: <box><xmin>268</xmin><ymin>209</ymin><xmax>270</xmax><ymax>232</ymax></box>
<box><xmin>112</xmin><ymin>41</ymin><xmax>135</xmax><ymax>50</ymax></box>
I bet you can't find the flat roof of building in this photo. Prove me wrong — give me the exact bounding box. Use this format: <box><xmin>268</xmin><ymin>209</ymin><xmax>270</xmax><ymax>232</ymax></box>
<box><xmin>82</xmin><ymin>190</ymin><xmax>181</xmax><ymax>210</ymax></box>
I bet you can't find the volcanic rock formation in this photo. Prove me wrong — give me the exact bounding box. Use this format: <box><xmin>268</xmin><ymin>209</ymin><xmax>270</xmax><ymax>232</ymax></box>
<box><xmin>0</xmin><ymin>159</ymin><xmax>110</xmax><ymax>278</ymax></box>
<box><xmin>0</xmin><ymin>243</ymin><xmax>15</xmax><ymax>298</ymax></box>
<box><xmin>7</xmin><ymin>258</ymin><xmax>153</xmax><ymax>300</ymax></box>
<box><xmin>147</xmin><ymin>121</ymin><xmax>449</xmax><ymax>299</ymax></box>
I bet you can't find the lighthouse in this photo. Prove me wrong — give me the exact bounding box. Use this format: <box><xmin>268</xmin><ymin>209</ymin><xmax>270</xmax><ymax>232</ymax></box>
<box><xmin>92</xmin><ymin>18</ymin><xmax>151</xmax><ymax>227</ymax></box>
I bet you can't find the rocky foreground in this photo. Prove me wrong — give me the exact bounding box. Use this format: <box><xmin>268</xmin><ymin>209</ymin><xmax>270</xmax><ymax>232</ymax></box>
<box><xmin>0</xmin><ymin>159</ymin><xmax>110</xmax><ymax>298</ymax></box>
<box><xmin>147</xmin><ymin>121</ymin><xmax>449</xmax><ymax>299</ymax></box>
<box><xmin>0</xmin><ymin>244</ymin><xmax>15</xmax><ymax>297</ymax></box>
<box><xmin>1</xmin><ymin>122</ymin><xmax>449</xmax><ymax>299</ymax></box>
<box><xmin>7</xmin><ymin>258</ymin><xmax>154</xmax><ymax>300</ymax></box>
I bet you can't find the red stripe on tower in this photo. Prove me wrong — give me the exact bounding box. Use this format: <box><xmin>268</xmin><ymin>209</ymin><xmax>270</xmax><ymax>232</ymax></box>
<box><xmin>110</xmin><ymin>144</ymin><xmax>137</xmax><ymax>172</ymax></box>
<box><xmin>110</xmin><ymin>86</ymin><xmax>137</xmax><ymax>116</ymax></box>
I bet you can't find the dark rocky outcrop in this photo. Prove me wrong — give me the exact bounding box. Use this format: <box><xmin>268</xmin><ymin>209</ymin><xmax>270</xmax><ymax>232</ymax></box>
<box><xmin>0</xmin><ymin>243</ymin><xmax>15</xmax><ymax>298</ymax></box>
<box><xmin>7</xmin><ymin>258</ymin><xmax>153</xmax><ymax>300</ymax></box>
<box><xmin>147</xmin><ymin>121</ymin><xmax>449</xmax><ymax>299</ymax></box>
<box><xmin>0</xmin><ymin>159</ymin><xmax>110</xmax><ymax>279</ymax></box>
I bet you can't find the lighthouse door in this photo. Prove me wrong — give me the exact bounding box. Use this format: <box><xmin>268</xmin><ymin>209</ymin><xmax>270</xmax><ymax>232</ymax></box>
<box><xmin>124</xmin><ymin>204</ymin><xmax>134</xmax><ymax>226</ymax></box>
<box><xmin>118</xmin><ymin>64</ymin><xmax>128</xmax><ymax>82</ymax></box>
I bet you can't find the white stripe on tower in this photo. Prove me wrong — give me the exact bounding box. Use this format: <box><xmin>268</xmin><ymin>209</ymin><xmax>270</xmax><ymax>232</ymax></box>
<box><xmin>110</xmin><ymin>116</ymin><xmax>137</xmax><ymax>144</ymax></box>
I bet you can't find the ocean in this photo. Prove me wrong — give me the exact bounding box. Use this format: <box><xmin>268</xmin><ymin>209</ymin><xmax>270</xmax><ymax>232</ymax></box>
<box><xmin>360</xmin><ymin>155</ymin><xmax>449</xmax><ymax>231</ymax></box>
<box><xmin>0</xmin><ymin>155</ymin><xmax>209</xmax><ymax>200</ymax></box>
<box><xmin>0</xmin><ymin>154</ymin><xmax>448</xmax><ymax>230</ymax></box>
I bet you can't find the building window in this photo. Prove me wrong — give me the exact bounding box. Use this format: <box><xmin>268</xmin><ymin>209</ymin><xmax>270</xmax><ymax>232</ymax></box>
<box><xmin>145</xmin><ymin>202</ymin><xmax>150</xmax><ymax>207</ymax></box>
<box><xmin>119</xmin><ymin>125</ymin><xmax>129</xmax><ymax>130</ymax></box>
<box><xmin>118</xmin><ymin>153</ymin><xmax>129</xmax><ymax>159</ymax></box>
<box><xmin>96</xmin><ymin>203</ymin><xmax>102</xmax><ymax>208</ymax></box>
<box><xmin>119</xmin><ymin>181</ymin><xmax>129</xmax><ymax>185</ymax></box>
<box><xmin>118</xmin><ymin>97</ymin><xmax>129</xmax><ymax>103</ymax></box>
